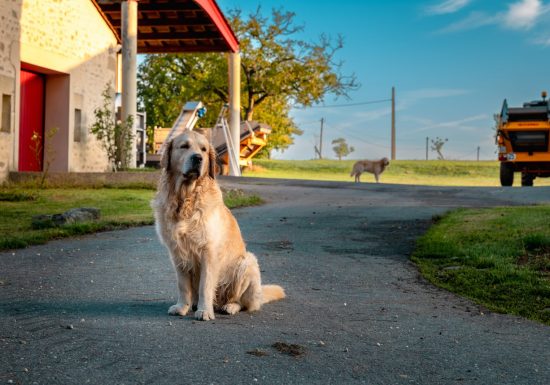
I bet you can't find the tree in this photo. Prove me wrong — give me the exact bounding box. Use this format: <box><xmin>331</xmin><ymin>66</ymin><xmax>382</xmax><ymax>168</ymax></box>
<box><xmin>138</xmin><ymin>7</ymin><xmax>358</xmax><ymax>155</ymax></box>
<box><xmin>430</xmin><ymin>137</ymin><xmax>448</xmax><ymax>160</ymax></box>
<box><xmin>332</xmin><ymin>137</ymin><xmax>354</xmax><ymax>160</ymax></box>
<box><xmin>91</xmin><ymin>84</ymin><xmax>134</xmax><ymax>171</ymax></box>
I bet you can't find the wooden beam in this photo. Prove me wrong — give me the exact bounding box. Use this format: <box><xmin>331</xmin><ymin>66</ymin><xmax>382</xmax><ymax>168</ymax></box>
<box><xmin>137</xmin><ymin>31</ymin><xmax>220</xmax><ymax>41</ymax></box>
<box><xmin>97</xmin><ymin>2</ymin><xmax>199</xmax><ymax>13</ymax></box>
<box><xmin>138</xmin><ymin>16</ymin><xmax>214</xmax><ymax>27</ymax></box>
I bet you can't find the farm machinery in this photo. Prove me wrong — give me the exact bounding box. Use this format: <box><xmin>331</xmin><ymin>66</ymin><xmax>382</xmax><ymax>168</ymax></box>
<box><xmin>497</xmin><ymin>91</ymin><xmax>550</xmax><ymax>186</ymax></box>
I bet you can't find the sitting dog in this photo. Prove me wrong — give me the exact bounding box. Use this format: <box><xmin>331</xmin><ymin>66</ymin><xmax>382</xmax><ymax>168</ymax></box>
<box><xmin>350</xmin><ymin>157</ymin><xmax>390</xmax><ymax>183</ymax></box>
<box><xmin>152</xmin><ymin>129</ymin><xmax>285</xmax><ymax>321</ymax></box>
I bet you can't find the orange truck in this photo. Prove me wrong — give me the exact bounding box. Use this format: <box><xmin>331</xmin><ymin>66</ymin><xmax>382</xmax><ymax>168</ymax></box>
<box><xmin>497</xmin><ymin>91</ymin><xmax>550</xmax><ymax>186</ymax></box>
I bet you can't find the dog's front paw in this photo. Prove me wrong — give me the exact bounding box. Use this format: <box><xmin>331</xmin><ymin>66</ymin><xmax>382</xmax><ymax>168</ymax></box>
<box><xmin>168</xmin><ymin>303</ymin><xmax>190</xmax><ymax>316</ymax></box>
<box><xmin>195</xmin><ymin>308</ymin><xmax>215</xmax><ymax>321</ymax></box>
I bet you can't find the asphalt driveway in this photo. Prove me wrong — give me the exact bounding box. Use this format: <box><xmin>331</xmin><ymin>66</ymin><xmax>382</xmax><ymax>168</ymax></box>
<box><xmin>1</xmin><ymin>178</ymin><xmax>549</xmax><ymax>385</ymax></box>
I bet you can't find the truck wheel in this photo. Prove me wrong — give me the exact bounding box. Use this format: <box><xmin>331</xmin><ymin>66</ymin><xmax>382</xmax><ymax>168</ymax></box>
<box><xmin>521</xmin><ymin>172</ymin><xmax>534</xmax><ymax>187</ymax></box>
<box><xmin>500</xmin><ymin>163</ymin><xmax>514</xmax><ymax>186</ymax></box>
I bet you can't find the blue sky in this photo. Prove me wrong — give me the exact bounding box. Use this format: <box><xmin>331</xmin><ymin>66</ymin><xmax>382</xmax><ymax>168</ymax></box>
<box><xmin>216</xmin><ymin>0</ymin><xmax>550</xmax><ymax>160</ymax></box>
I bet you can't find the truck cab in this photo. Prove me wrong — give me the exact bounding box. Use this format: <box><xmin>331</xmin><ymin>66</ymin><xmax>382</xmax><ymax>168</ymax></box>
<box><xmin>497</xmin><ymin>91</ymin><xmax>550</xmax><ymax>186</ymax></box>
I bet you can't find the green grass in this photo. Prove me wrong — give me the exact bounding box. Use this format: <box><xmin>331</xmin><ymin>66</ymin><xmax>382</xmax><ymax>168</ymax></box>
<box><xmin>244</xmin><ymin>159</ymin><xmax>550</xmax><ymax>187</ymax></box>
<box><xmin>0</xmin><ymin>187</ymin><xmax>262</xmax><ymax>251</ymax></box>
<box><xmin>412</xmin><ymin>206</ymin><xmax>550</xmax><ymax>325</ymax></box>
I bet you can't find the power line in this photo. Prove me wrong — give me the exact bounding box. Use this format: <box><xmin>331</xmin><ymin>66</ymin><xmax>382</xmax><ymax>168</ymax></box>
<box><xmin>295</xmin><ymin>98</ymin><xmax>392</xmax><ymax>109</ymax></box>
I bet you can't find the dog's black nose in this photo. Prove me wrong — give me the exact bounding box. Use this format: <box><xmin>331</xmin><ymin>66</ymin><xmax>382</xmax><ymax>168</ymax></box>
<box><xmin>190</xmin><ymin>154</ymin><xmax>203</xmax><ymax>166</ymax></box>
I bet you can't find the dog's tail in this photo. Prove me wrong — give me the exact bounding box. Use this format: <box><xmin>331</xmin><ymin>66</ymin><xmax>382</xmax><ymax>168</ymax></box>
<box><xmin>261</xmin><ymin>284</ymin><xmax>286</xmax><ymax>304</ymax></box>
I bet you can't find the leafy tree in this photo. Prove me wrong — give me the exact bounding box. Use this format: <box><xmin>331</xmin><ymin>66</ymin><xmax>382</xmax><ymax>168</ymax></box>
<box><xmin>138</xmin><ymin>7</ymin><xmax>357</xmax><ymax>156</ymax></box>
<box><xmin>430</xmin><ymin>137</ymin><xmax>448</xmax><ymax>160</ymax></box>
<box><xmin>332</xmin><ymin>137</ymin><xmax>354</xmax><ymax>160</ymax></box>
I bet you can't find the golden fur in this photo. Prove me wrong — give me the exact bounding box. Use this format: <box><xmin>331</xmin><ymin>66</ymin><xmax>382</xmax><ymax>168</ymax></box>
<box><xmin>152</xmin><ymin>130</ymin><xmax>285</xmax><ymax>321</ymax></box>
<box><xmin>350</xmin><ymin>157</ymin><xmax>390</xmax><ymax>183</ymax></box>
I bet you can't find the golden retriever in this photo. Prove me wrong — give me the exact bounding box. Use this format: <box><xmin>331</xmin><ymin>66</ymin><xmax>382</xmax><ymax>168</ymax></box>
<box><xmin>152</xmin><ymin>129</ymin><xmax>285</xmax><ymax>321</ymax></box>
<box><xmin>350</xmin><ymin>157</ymin><xmax>390</xmax><ymax>183</ymax></box>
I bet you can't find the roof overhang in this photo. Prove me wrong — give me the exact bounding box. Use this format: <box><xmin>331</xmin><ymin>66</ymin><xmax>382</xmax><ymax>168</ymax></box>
<box><xmin>92</xmin><ymin>0</ymin><xmax>239</xmax><ymax>53</ymax></box>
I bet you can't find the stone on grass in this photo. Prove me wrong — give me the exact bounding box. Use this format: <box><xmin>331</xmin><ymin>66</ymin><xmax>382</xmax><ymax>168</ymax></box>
<box><xmin>32</xmin><ymin>207</ymin><xmax>101</xmax><ymax>229</ymax></box>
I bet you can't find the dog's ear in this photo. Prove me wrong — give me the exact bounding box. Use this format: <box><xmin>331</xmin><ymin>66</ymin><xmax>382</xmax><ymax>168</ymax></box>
<box><xmin>208</xmin><ymin>146</ymin><xmax>217</xmax><ymax>179</ymax></box>
<box><xmin>160</xmin><ymin>139</ymin><xmax>173</xmax><ymax>171</ymax></box>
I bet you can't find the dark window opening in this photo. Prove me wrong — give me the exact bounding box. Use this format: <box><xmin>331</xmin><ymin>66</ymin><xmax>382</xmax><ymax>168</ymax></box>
<box><xmin>1</xmin><ymin>94</ymin><xmax>11</xmax><ymax>133</ymax></box>
<box><xmin>74</xmin><ymin>108</ymin><xmax>82</xmax><ymax>142</ymax></box>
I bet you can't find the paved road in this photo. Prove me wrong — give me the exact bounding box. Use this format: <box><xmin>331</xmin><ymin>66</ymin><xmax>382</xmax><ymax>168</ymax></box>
<box><xmin>1</xmin><ymin>178</ymin><xmax>550</xmax><ymax>385</ymax></box>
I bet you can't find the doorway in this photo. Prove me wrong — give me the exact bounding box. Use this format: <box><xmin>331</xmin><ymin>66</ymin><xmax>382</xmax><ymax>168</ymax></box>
<box><xmin>19</xmin><ymin>69</ymin><xmax>45</xmax><ymax>171</ymax></box>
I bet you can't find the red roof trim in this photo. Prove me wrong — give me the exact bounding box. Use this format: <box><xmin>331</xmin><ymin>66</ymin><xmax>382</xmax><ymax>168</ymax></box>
<box><xmin>194</xmin><ymin>0</ymin><xmax>239</xmax><ymax>52</ymax></box>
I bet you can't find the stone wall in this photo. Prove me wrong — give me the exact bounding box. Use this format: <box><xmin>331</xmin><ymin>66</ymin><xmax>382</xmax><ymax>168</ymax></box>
<box><xmin>0</xmin><ymin>1</ymin><xmax>22</xmax><ymax>182</ymax></box>
<box><xmin>20</xmin><ymin>0</ymin><xmax>118</xmax><ymax>174</ymax></box>
<box><xmin>0</xmin><ymin>0</ymin><xmax>119</xmax><ymax>182</ymax></box>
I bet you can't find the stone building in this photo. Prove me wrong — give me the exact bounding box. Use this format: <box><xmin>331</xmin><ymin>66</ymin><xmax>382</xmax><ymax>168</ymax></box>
<box><xmin>0</xmin><ymin>0</ymin><xmax>239</xmax><ymax>182</ymax></box>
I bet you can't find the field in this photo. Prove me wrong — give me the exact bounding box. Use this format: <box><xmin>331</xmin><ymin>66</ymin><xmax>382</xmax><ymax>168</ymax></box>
<box><xmin>244</xmin><ymin>159</ymin><xmax>550</xmax><ymax>187</ymax></box>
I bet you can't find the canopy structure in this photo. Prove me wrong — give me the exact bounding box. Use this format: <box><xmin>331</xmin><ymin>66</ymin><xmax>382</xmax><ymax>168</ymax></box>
<box><xmin>92</xmin><ymin>0</ymin><xmax>239</xmax><ymax>53</ymax></box>
<box><xmin>91</xmin><ymin>0</ymin><xmax>241</xmax><ymax>173</ymax></box>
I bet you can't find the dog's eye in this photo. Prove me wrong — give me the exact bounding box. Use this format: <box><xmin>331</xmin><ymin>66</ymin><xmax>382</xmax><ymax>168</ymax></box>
<box><xmin>201</xmin><ymin>147</ymin><xmax>207</xmax><ymax>152</ymax></box>
<box><xmin>180</xmin><ymin>143</ymin><xmax>190</xmax><ymax>149</ymax></box>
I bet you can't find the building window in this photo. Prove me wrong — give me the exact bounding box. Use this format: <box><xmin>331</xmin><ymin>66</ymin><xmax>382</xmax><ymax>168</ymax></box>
<box><xmin>1</xmin><ymin>94</ymin><xmax>11</xmax><ymax>133</ymax></box>
<box><xmin>74</xmin><ymin>108</ymin><xmax>82</xmax><ymax>142</ymax></box>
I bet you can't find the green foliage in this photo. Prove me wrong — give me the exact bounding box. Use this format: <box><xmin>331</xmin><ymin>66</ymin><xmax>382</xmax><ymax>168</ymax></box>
<box><xmin>91</xmin><ymin>84</ymin><xmax>134</xmax><ymax>171</ymax></box>
<box><xmin>137</xmin><ymin>6</ymin><xmax>357</xmax><ymax>155</ymax></box>
<box><xmin>0</xmin><ymin>191</ymin><xmax>37</xmax><ymax>202</ymax></box>
<box><xmin>412</xmin><ymin>206</ymin><xmax>550</xmax><ymax>325</ymax></box>
<box><xmin>331</xmin><ymin>137</ymin><xmax>354</xmax><ymax>160</ymax></box>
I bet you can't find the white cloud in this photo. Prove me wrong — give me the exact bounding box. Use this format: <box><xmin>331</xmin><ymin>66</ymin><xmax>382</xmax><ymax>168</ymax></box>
<box><xmin>504</xmin><ymin>0</ymin><xmax>543</xmax><ymax>30</ymax></box>
<box><xmin>435</xmin><ymin>0</ymin><xmax>550</xmax><ymax>34</ymax></box>
<box><xmin>426</xmin><ymin>0</ymin><xmax>472</xmax><ymax>15</ymax></box>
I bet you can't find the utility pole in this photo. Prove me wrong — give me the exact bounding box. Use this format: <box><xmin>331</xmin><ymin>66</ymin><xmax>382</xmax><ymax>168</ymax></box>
<box><xmin>314</xmin><ymin>118</ymin><xmax>325</xmax><ymax>159</ymax></box>
<box><xmin>320</xmin><ymin>117</ymin><xmax>324</xmax><ymax>160</ymax></box>
<box><xmin>391</xmin><ymin>86</ymin><xmax>396</xmax><ymax>160</ymax></box>
<box><xmin>426</xmin><ymin>137</ymin><xmax>429</xmax><ymax>160</ymax></box>
<box><xmin>477</xmin><ymin>146</ymin><xmax>480</xmax><ymax>161</ymax></box>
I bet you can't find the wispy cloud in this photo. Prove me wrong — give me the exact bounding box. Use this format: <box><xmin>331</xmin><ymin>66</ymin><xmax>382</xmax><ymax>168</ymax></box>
<box><xmin>399</xmin><ymin>88</ymin><xmax>471</xmax><ymax>110</ymax></box>
<box><xmin>426</xmin><ymin>0</ymin><xmax>472</xmax><ymax>15</ymax></box>
<box><xmin>402</xmin><ymin>113</ymin><xmax>490</xmax><ymax>136</ymax></box>
<box><xmin>533</xmin><ymin>34</ymin><xmax>550</xmax><ymax>45</ymax></box>
<box><xmin>504</xmin><ymin>0</ymin><xmax>543</xmax><ymax>30</ymax></box>
<box><xmin>436</xmin><ymin>0</ymin><xmax>550</xmax><ymax>34</ymax></box>
<box><xmin>438</xmin><ymin>11</ymin><xmax>498</xmax><ymax>33</ymax></box>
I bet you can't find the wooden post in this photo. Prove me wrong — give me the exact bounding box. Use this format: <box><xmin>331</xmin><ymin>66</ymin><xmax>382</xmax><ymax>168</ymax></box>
<box><xmin>319</xmin><ymin>118</ymin><xmax>324</xmax><ymax>159</ymax></box>
<box><xmin>391</xmin><ymin>86</ymin><xmax>396</xmax><ymax>160</ymax></box>
<box><xmin>228</xmin><ymin>52</ymin><xmax>241</xmax><ymax>176</ymax></box>
<box><xmin>121</xmin><ymin>0</ymin><xmax>138</xmax><ymax>168</ymax></box>
<box><xmin>426</xmin><ymin>137</ymin><xmax>429</xmax><ymax>161</ymax></box>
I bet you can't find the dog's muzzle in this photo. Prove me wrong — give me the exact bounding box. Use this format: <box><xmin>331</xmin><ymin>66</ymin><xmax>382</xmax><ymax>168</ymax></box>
<box><xmin>183</xmin><ymin>153</ymin><xmax>203</xmax><ymax>178</ymax></box>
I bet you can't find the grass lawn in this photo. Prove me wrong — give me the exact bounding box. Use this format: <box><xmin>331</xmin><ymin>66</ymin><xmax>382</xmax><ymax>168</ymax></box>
<box><xmin>244</xmin><ymin>159</ymin><xmax>550</xmax><ymax>187</ymax></box>
<box><xmin>412</xmin><ymin>206</ymin><xmax>550</xmax><ymax>325</ymax></box>
<box><xmin>0</xmin><ymin>187</ymin><xmax>261</xmax><ymax>251</ymax></box>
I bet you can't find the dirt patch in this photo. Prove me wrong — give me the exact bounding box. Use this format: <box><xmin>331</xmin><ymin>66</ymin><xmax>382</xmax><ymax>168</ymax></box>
<box><xmin>517</xmin><ymin>247</ymin><xmax>550</xmax><ymax>273</ymax></box>
<box><xmin>246</xmin><ymin>348</ymin><xmax>270</xmax><ymax>357</ymax></box>
<box><xmin>272</xmin><ymin>342</ymin><xmax>306</xmax><ymax>357</ymax></box>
